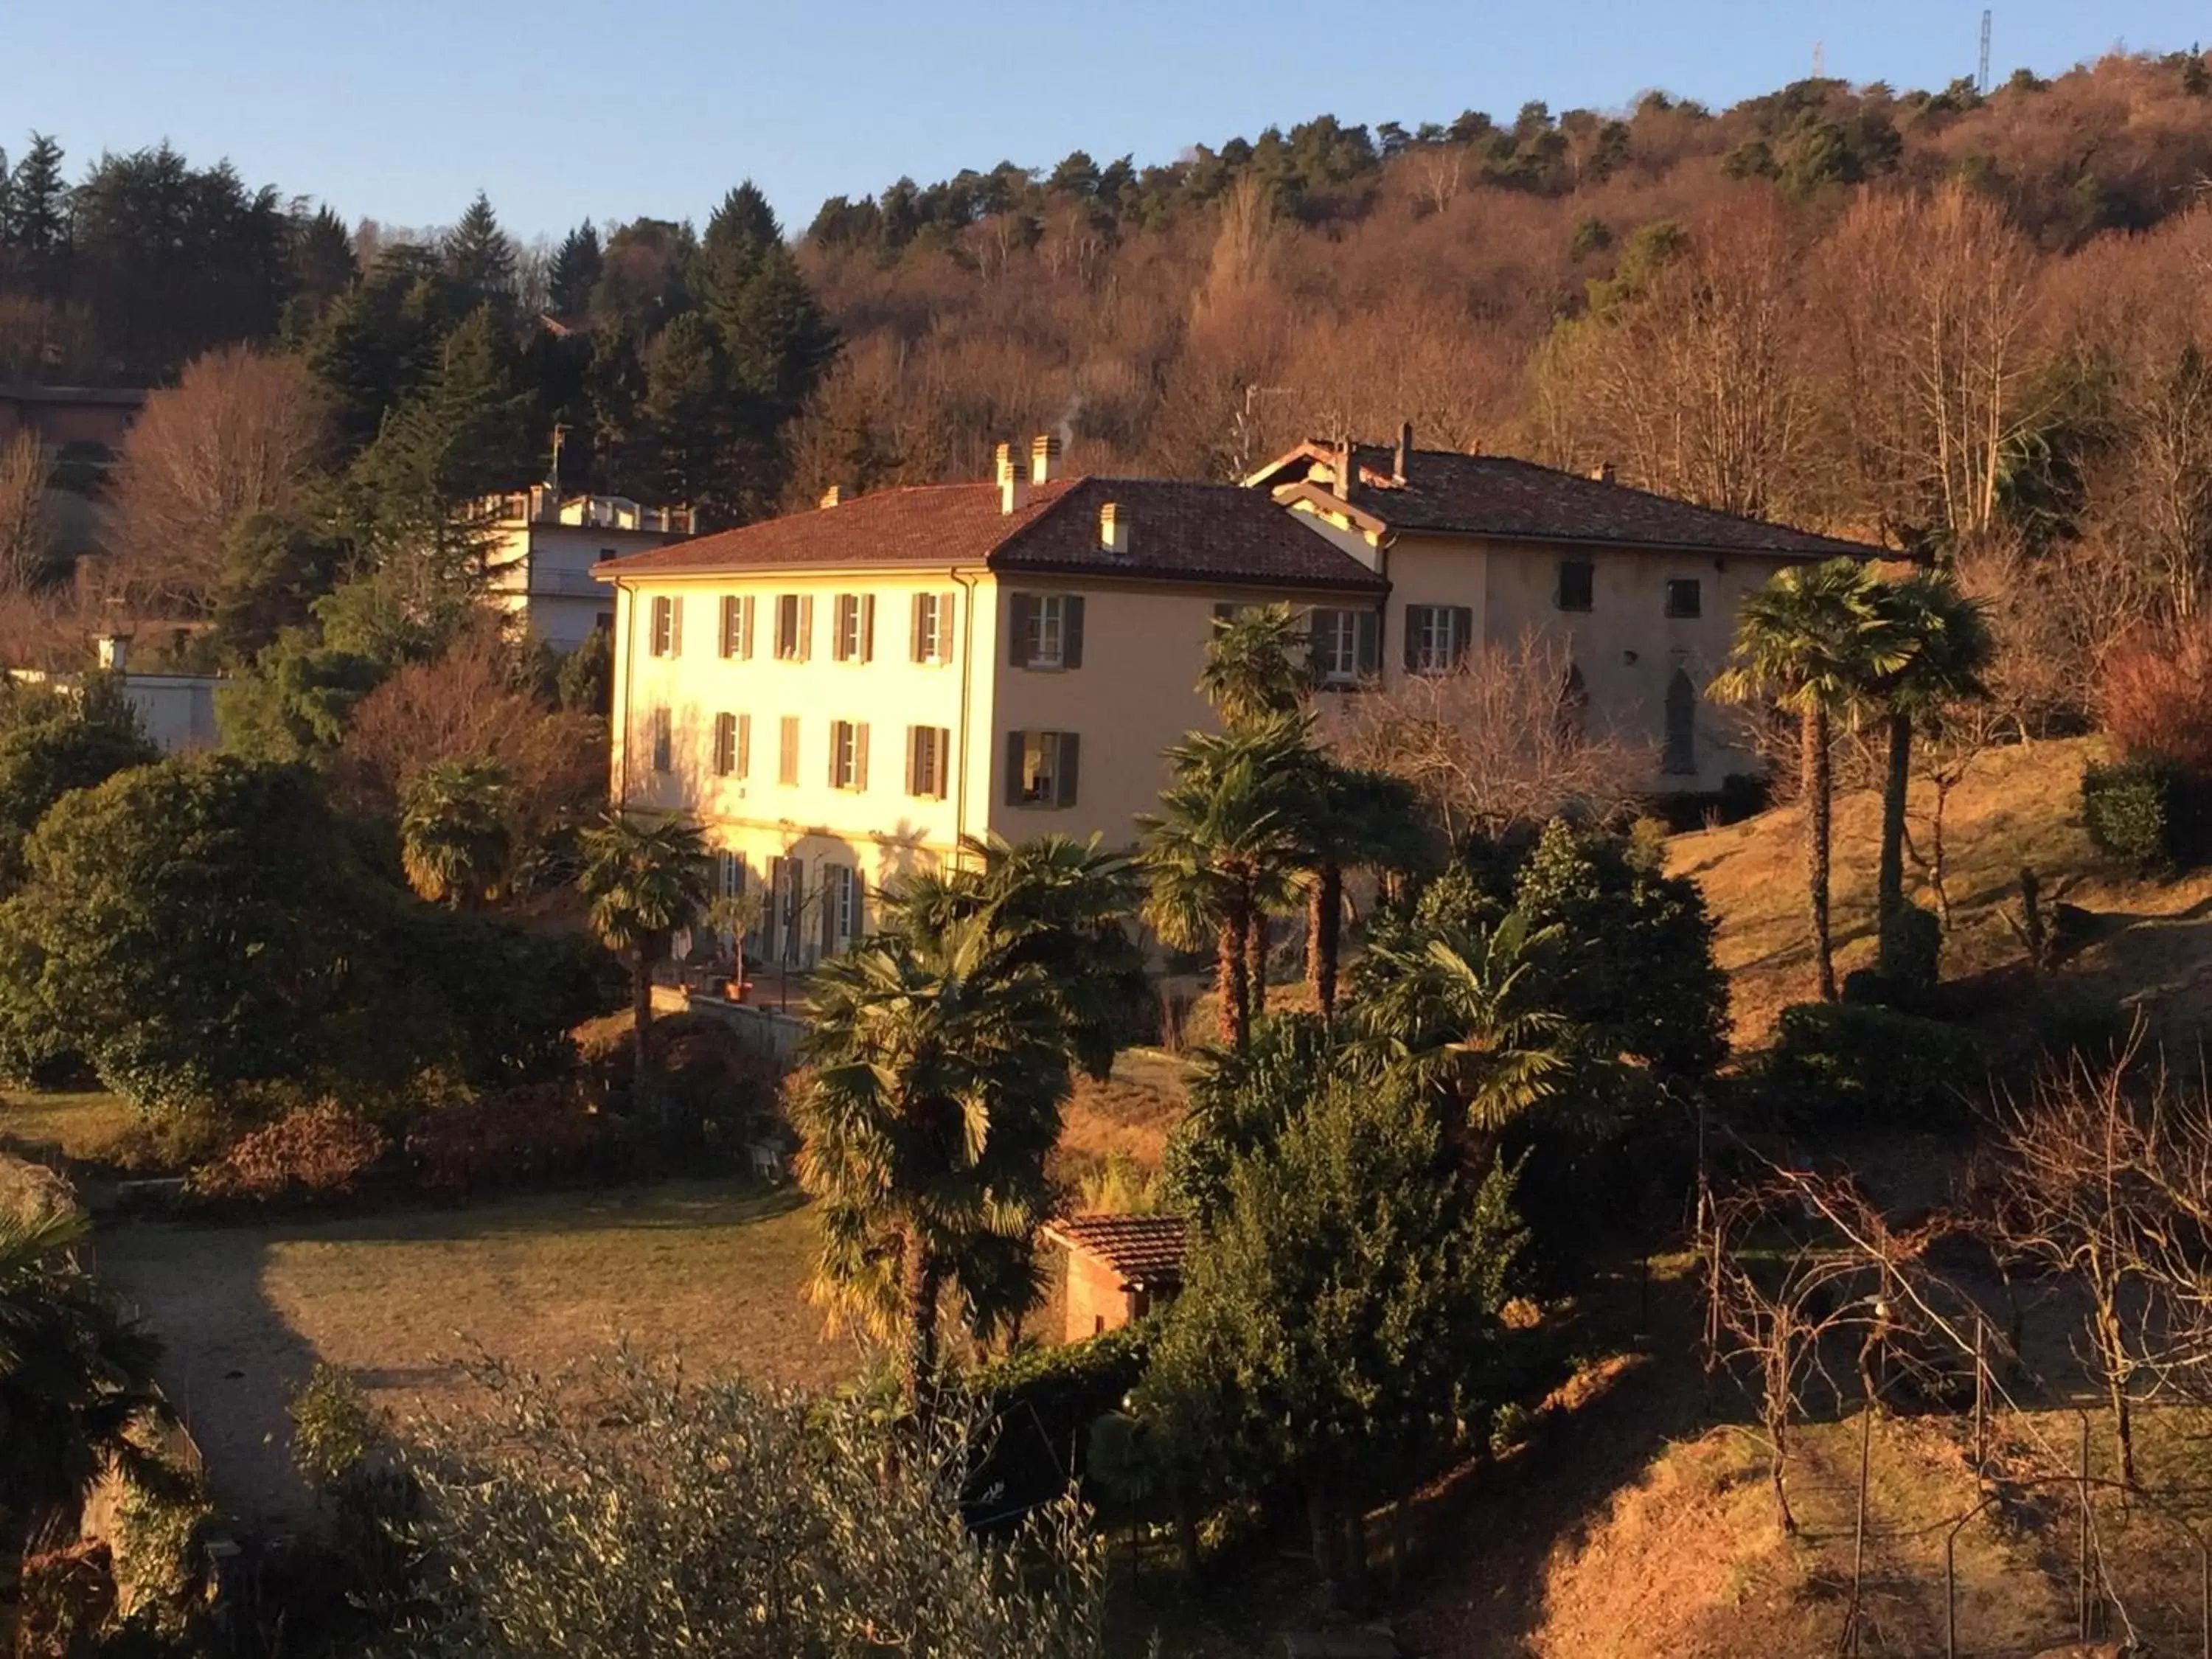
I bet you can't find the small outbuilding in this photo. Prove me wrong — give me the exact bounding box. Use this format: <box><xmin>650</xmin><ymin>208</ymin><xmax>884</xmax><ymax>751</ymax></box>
<box><xmin>1041</xmin><ymin>1214</ymin><xmax>1187</xmax><ymax>1343</ymax></box>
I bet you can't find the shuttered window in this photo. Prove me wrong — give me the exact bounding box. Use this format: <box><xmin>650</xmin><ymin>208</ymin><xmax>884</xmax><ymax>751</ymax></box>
<box><xmin>719</xmin><ymin>594</ymin><xmax>755</xmax><ymax>658</ymax></box>
<box><xmin>911</xmin><ymin>591</ymin><xmax>958</xmax><ymax>663</ymax></box>
<box><xmin>774</xmin><ymin>594</ymin><xmax>813</xmax><ymax>661</ymax></box>
<box><xmin>1310</xmin><ymin>608</ymin><xmax>1380</xmax><ymax>685</ymax></box>
<box><xmin>649</xmin><ymin>706</ymin><xmax>672</xmax><ymax>773</ymax></box>
<box><xmin>1403</xmin><ymin>605</ymin><xmax>1473</xmax><ymax>675</ymax></box>
<box><xmin>832</xmin><ymin>594</ymin><xmax>874</xmax><ymax>662</ymax></box>
<box><xmin>829</xmin><ymin>720</ymin><xmax>870</xmax><ymax>790</ymax></box>
<box><xmin>1004</xmin><ymin>730</ymin><xmax>1080</xmax><ymax>809</ymax></box>
<box><xmin>650</xmin><ymin>595</ymin><xmax>681</xmax><ymax>657</ymax></box>
<box><xmin>1006</xmin><ymin>593</ymin><xmax>1084</xmax><ymax>669</ymax></box>
<box><xmin>777</xmin><ymin>716</ymin><xmax>800</xmax><ymax>786</ymax></box>
<box><xmin>906</xmin><ymin>725</ymin><xmax>950</xmax><ymax>799</ymax></box>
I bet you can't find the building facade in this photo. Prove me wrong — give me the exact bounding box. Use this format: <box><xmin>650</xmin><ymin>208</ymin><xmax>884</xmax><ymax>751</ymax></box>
<box><xmin>601</xmin><ymin>433</ymin><xmax>1879</xmax><ymax>969</ymax></box>
<box><xmin>476</xmin><ymin>487</ymin><xmax>695</xmax><ymax>653</ymax></box>
<box><xmin>1248</xmin><ymin>433</ymin><xmax>1881</xmax><ymax>791</ymax></box>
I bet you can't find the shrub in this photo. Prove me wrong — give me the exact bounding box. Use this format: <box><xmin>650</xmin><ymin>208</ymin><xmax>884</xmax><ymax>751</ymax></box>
<box><xmin>1848</xmin><ymin>900</ymin><xmax>1943</xmax><ymax>1007</ymax></box>
<box><xmin>194</xmin><ymin>1102</ymin><xmax>384</xmax><ymax>1200</ymax></box>
<box><xmin>1756</xmin><ymin>1002</ymin><xmax>1986</xmax><ymax>1133</ymax></box>
<box><xmin>966</xmin><ymin>1324</ymin><xmax>1152</xmax><ymax>1523</ymax></box>
<box><xmin>405</xmin><ymin>1084</ymin><xmax>606</xmax><ymax>1199</ymax></box>
<box><xmin>2098</xmin><ymin>618</ymin><xmax>2212</xmax><ymax>773</ymax></box>
<box><xmin>2081</xmin><ymin>757</ymin><xmax>2202</xmax><ymax>872</ymax></box>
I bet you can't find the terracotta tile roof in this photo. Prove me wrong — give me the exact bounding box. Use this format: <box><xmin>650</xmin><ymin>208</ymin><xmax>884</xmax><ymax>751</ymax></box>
<box><xmin>596</xmin><ymin>476</ymin><xmax>1384</xmax><ymax>594</ymax></box>
<box><xmin>1271</xmin><ymin>445</ymin><xmax>1882</xmax><ymax>561</ymax></box>
<box><xmin>1045</xmin><ymin>1214</ymin><xmax>1189</xmax><ymax>1288</ymax></box>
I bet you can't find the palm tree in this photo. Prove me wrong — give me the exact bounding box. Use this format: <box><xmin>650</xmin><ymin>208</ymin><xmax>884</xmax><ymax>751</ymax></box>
<box><xmin>1712</xmin><ymin>558</ymin><xmax>1911</xmax><ymax>1001</ymax></box>
<box><xmin>1870</xmin><ymin>570</ymin><xmax>1993</xmax><ymax>973</ymax></box>
<box><xmin>873</xmin><ymin>832</ymin><xmax>1141</xmax><ymax>1080</ymax></box>
<box><xmin>1298</xmin><ymin>764</ymin><xmax>1424</xmax><ymax>1020</ymax></box>
<box><xmin>1349</xmin><ymin>909</ymin><xmax>1576</xmax><ymax>1138</ymax></box>
<box><xmin>399</xmin><ymin>757</ymin><xmax>513</xmax><ymax>908</ymax></box>
<box><xmin>1197</xmin><ymin>602</ymin><xmax>1314</xmax><ymax>726</ymax></box>
<box><xmin>792</xmin><ymin>911</ymin><xmax>1071</xmax><ymax>1408</ymax></box>
<box><xmin>575</xmin><ymin>810</ymin><xmax>713</xmax><ymax>1076</ymax></box>
<box><xmin>1</xmin><ymin>1200</ymin><xmax>165</xmax><ymax>1562</ymax></box>
<box><xmin>1138</xmin><ymin>717</ymin><xmax>1309</xmax><ymax>1051</ymax></box>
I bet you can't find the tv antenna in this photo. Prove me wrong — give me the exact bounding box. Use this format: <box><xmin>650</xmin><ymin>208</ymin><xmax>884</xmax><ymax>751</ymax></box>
<box><xmin>1978</xmin><ymin>9</ymin><xmax>1992</xmax><ymax>94</ymax></box>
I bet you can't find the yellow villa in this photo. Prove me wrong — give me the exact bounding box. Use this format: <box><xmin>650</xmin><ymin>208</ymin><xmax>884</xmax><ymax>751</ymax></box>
<box><xmin>597</xmin><ymin>430</ymin><xmax>1879</xmax><ymax>972</ymax></box>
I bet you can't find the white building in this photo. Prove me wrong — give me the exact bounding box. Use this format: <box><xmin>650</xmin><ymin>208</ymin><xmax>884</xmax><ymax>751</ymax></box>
<box><xmin>474</xmin><ymin>487</ymin><xmax>695</xmax><ymax>653</ymax></box>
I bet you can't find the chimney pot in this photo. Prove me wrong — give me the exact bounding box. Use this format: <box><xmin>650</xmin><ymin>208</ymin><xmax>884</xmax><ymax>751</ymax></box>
<box><xmin>1335</xmin><ymin>436</ymin><xmax>1355</xmax><ymax>503</ymax></box>
<box><xmin>995</xmin><ymin>442</ymin><xmax>1029</xmax><ymax>514</ymax></box>
<box><xmin>1590</xmin><ymin>461</ymin><xmax>1616</xmax><ymax>484</ymax></box>
<box><xmin>96</xmin><ymin>633</ymin><xmax>131</xmax><ymax>673</ymax></box>
<box><xmin>1099</xmin><ymin>501</ymin><xmax>1128</xmax><ymax>554</ymax></box>
<box><xmin>1029</xmin><ymin>432</ymin><xmax>1063</xmax><ymax>486</ymax></box>
<box><xmin>1394</xmin><ymin>421</ymin><xmax>1413</xmax><ymax>484</ymax></box>
<box><xmin>818</xmin><ymin>484</ymin><xmax>844</xmax><ymax>508</ymax></box>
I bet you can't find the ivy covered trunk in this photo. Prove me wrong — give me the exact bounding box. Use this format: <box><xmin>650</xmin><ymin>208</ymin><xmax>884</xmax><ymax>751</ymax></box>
<box><xmin>1803</xmin><ymin>702</ymin><xmax>1838</xmax><ymax>1001</ymax></box>
<box><xmin>1876</xmin><ymin>706</ymin><xmax>1913</xmax><ymax>974</ymax></box>
<box><xmin>1309</xmin><ymin>862</ymin><xmax>1343</xmax><ymax>1019</ymax></box>
<box><xmin>1216</xmin><ymin>897</ymin><xmax>1252</xmax><ymax>1051</ymax></box>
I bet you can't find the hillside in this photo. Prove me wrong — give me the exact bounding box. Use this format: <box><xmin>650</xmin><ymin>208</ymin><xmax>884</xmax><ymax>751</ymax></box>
<box><xmin>1669</xmin><ymin>735</ymin><xmax>2212</xmax><ymax>1051</ymax></box>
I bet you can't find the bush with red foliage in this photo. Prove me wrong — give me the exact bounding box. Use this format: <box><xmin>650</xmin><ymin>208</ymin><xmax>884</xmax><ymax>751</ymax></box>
<box><xmin>405</xmin><ymin>1084</ymin><xmax>606</xmax><ymax>1201</ymax></box>
<box><xmin>2098</xmin><ymin>617</ymin><xmax>2212</xmax><ymax>774</ymax></box>
<box><xmin>197</xmin><ymin>1102</ymin><xmax>386</xmax><ymax>1200</ymax></box>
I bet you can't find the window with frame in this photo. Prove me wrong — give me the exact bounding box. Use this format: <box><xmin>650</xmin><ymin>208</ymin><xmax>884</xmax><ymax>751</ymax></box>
<box><xmin>1557</xmin><ymin>560</ymin><xmax>1594</xmax><ymax>613</ymax></box>
<box><xmin>1309</xmin><ymin>608</ymin><xmax>1381</xmax><ymax>686</ymax></box>
<box><xmin>718</xmin><ymin>594</ymin><xmax>754</xmax><ymax>658</ymax></box>
<box><xmin>820</xmin><ymin>864</ymin><xmax>859</xmax><ymax>956</ymax></box>
<box><xmin>831</xmin><ymin>593</ymin><xmax>874</xmax><ymax>662</ymax></box>
<box><xmin>829</xmin><ymin>719</ymin><xmax>869</xmax><ymax>790</ymax></box>
<box><xmin>649</xmin><ymin>706</ymin><xmax>672</xmax><ymax>773</ymax></box>
<box><xmin>911</xmin><ymin>591</ymin><xmax>956</xmax><ymax>664</ymax></box>
<box><xmin>907</xmin><ymin>725</ymin><xmax>950</xmax><ymax>799</ymax></box>
<box><xmin>1006</xmin><ymin>730</ymin><xmax>1079</xmax><ymax>809</ymax></box>
<box><xmin>777</xmin><ymin>716</ymin><xmax>800</xmax><ymax>786</ymax></box>
<box><xmin>712</xmin><ymin>712</ymin><xmax>749</xmax><ymax>779</ymax></box>
<box><xmin>1007</xmin><ymin>593</ymin><xmax>1083</xmax><ymax>669</ymax></box>
<box><xmin>1664</xmin><ymin>578</ymin><xmax>1702</xmax><ymax>619</ymax></box>
<box><xmin>1402</xmin><ymin>605</ymin><xmax>1472</xmax><ymax>675</ymax></box>
<box><xmin>774</xmin><ymin>594</ymin><xmax>812</xmax><ymax>661</ymax></box>
<box><xmin>649</xmin><ymin>595</ymin><xmax>680</xmax><ymax>657</ymax></box>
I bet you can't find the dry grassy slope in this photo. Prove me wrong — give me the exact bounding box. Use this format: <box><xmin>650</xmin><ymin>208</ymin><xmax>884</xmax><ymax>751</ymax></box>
<box><xmin>1666</xmin><ymin>737</ymin><xmax>2212</xmax><ymax>1051</ymax></box>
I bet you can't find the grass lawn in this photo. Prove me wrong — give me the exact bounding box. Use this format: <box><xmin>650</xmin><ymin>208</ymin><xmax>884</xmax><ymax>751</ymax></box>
<box><xmin>96</xmin><ymin>1180</ymin><xmax>849</xmax><ymax>1532</ymax></box>
<box><xmin>1669</xmin><ymin>734</ymin><xmax>2212</xmax><ymax>1048</ymax></box>
<box><xmin>0</xmin><ymin>1087</ymin><xmax>136</xmax><ymax>1165</ymax></box>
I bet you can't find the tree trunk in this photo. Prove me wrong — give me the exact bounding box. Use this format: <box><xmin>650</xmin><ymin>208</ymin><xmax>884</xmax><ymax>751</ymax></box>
<box><xmin>1877</xmin><ymin>706</ymin><xmax>1913</xmax><ymax>974</ymax></box>
<box><xmin>632</xmin><ymin>952</ymin><xmax>654</xmax><ymax>1079</ymax></box>
<box><xmin>1217</xmin><ymin>905</ymin><xmax>1251</xmax><ymax>1051</ymax></box>
<box><xmin>902</xmin><ymin>1225</ymin><xmax>943</xmax><ymax>1416</ymax></box>
<box><xmin>1247</xmin><ymin>908</ymin><xmax>1268</xmax><ymax>1020</ymax></box>
<box><xmin>1306</xmin><ymin>1473</ymin><xmax>1345</xmax><ymax>1612</ymax></box>
<box><xmin>1309</xmin><ymin>863</ymin><xmax>1343</xmax><ymax>1019</ymax></box>
<box><xmin>1174</xmin><ymin>1488</ymin><xmax>1202</xmax><ymax>1582</ymax></box>
<box><xmin>1804</xmin><ymin>703</ymin><xmax>1838</xmax><ymax>1001</ymax></box>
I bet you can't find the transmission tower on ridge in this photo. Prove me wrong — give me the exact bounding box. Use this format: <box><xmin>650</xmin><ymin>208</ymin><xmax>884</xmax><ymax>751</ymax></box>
<box><xmin>1978</xmin><ymin>9</ymin><xmax>1993</xmax><ymax>94</ymax></box>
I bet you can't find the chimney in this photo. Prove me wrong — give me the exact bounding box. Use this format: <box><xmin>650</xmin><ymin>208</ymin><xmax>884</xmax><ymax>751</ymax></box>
<box><xmin>995</xmin><ymin>442</ymin><xmax>1029</xmax><ymax>514</ymax></box>
<box><xmin>1099</xmin><ymin>501</ymin><xmax>1128</xmax><ymax>554</ymax></box>
<box><xmin>1334</xmin><ymin>435</ymin><xmax>1356</xmax><ymax>503</ymax></box>
<box><xmin>1394</xmin><ymin>421</ymin><xmax>1413</xmax><ymax>485</ymax></box>
<box><xmin>96</xmin><ymin>633</ymin><xmax>131</xmax><ymax>673</ymax></box>
<box><xmin>1029</xmin><ymin>432</ymin><xmax>1063</xmax><ymax>486</ymax></box>
<box><xmin>1590</xmin><ymin>461</ymin><xmax>1616</xmax><ymax>484</ymax></box>
<box><xmin>818</xmin><ymin>484</ymin><xmax>844</xmax><ymax>508</ymax></box>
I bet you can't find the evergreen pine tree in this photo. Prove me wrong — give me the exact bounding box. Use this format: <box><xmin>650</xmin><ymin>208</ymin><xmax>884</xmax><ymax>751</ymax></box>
<box><xmin>6</xmin><ymin>135</ymin><xmax>69</xmax><ymax>293</ymax></box>
<box><xmin>547</xmin><ymin>222</ymin><xmax>602</xmax><ymax>319</ymax></box>
<box><xmin>634</xmin><ymin>311</ymin><xmax>731</xmax><ymax>512</ymax></box>
<box><xmin>445</xmin><ymin>192</ymin><xmax>517</xmax><ymax>312</ymax></box>
<box><xmin>289</xmin><ymin>206</ymin><xmax>359</xmax><ymax>320</ymax></box>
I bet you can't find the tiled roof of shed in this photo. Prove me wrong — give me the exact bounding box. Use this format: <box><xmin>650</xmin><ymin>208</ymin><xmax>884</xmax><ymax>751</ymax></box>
<box><xmin>1045</xmin><ymin>1214</ymin><xmax>1189</xmax><ymax>1287</ymax></box>
<box><xmin>594</xmin><ymin>476</ymin><xmax>1384</xmax><ymax>593</ymax></box>
<box><xmin>1271</xmin><ymin>445</ymin><xmax>1882</xmax><ymax>560</ymax></box>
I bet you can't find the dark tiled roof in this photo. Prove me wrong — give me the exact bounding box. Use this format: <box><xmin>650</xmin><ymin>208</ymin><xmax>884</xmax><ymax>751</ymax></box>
<box><xmin>1046</xmin><ymin>1214</ymin><xmax>1188</xmax><ymax>1287</ymax></box>
<box><xmin>596</xmin><ymin>476</ymin><xmax>1383</xmax><ymax>593</ymax></box>
<box><xmin>997</xmin><ymin>477</ymin><xmax>1383</xmax><ymax>591</ymax></box>
<box><xmin>1279</xmin><ymin>445</ymin><xmax>1882</xmax><ymax>560</ymax></box>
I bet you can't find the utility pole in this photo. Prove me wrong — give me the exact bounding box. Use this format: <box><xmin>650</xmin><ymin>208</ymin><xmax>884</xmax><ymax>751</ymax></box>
<box><xmin>1978</xmin><ymin>9</ymin><xmax>1993</xmax><ymax>95</ymax></box>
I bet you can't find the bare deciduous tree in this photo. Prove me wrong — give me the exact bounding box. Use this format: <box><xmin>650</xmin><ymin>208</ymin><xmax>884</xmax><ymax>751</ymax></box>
<box><xmin>104</xmin><ymin>345</ymin><xmax>328</xmax><ymax>613</ymax></box>
<box><xmin>0</xmin><ymin>431</ymin><xmax>53</xmax><ymax>596</ymax></box>
<box><xmin>1322</xmin><ymin>630</ymin><xmax>1654</xmax><ymax>845</ymax></box>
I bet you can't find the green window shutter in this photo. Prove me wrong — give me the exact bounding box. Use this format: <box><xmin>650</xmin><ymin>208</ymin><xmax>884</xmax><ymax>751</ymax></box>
<box><xmin>1057</xmin><ymin>732</ymin><xmax>1079</xmax><ymax>807</ymax></box>
<box><xmin>1005</xmin><ymin>730</ymin><xmax>1024</xmax><ymax>806</ymax></box>
<box><xmin>1063</xmin><ymin>597</ymin><xmax>1085</xmax><ymax>668</ymax></box>
<box><xmin>1356</xmin><ymin>610</ymin><xmax>1381</xmax><ymax>675</ymax></box>
<box><xmin>1450</xmin><ymin>606</ymin><xmax>1474</xmax><ymax>666</ymax></box>
<box><xmin>1008</xmin><ymin>594</ymin><xmax>1032</xmax><ymax>667</ymax></box>
<box><xmin>1402</xmin><ymin>606</ymin><xmax>1422</xmax><ymax>672</ymax></box>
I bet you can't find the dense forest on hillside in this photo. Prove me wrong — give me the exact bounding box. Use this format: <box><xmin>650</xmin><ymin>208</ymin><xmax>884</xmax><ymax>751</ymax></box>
<box><xmin>7</xmin><ymin>48</ymin><xmax>2212</xmax><ymax>711</ymax></box>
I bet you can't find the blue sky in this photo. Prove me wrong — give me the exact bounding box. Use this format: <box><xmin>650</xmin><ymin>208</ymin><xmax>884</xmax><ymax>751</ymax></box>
<box><xmin>11</xmin><ymin>1</ymin><xmax>2202</xmax><ymax>242</ymax></box>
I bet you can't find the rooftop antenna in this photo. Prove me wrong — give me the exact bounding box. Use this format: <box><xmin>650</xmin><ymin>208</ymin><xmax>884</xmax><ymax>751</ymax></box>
<box><xmin>1978</xmin><ymin>8</ymin><xmax>1992</xmax><ymax>94</ymax></box>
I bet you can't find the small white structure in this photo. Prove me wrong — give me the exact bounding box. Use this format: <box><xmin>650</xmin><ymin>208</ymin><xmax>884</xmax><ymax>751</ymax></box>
<box><xmin>473</xmin><ymin>486</ymin><xmax>695</xmax><ymax>653</ymax></box>
<box><xmin>13</xmin><ymin>635</ymin><xmax>220</xmax><ymax>754</ymax></box>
